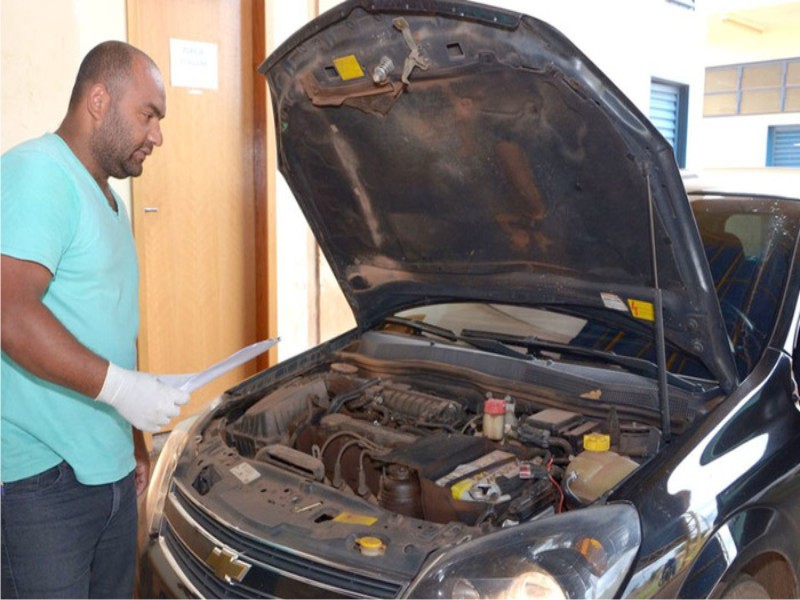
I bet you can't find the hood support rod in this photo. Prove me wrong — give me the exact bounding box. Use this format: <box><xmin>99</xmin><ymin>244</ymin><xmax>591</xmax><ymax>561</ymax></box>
<box><xmin>647</xmin><ymin>174</ymin><xmax>671</xmax><ymax>443</ymax></box>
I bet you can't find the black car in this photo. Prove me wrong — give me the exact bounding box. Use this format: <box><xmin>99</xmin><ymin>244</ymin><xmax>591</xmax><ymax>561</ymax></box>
<box><xmin>137</xmin><ymin>1</ymin><xmax>800</xmax><ymax>598</ymax></box>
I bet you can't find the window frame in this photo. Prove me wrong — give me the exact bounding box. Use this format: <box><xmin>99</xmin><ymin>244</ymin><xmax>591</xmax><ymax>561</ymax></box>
<box><xmin>704</xmin><ymin>58</ymin><xmax>800</xmax><ymax>117</ymax></box>
<box><xmin>766</xmin><ymin>124</ymin><xmax>800</xmax><ymax>167</ymax></box>
<box><xmin>650</xmin><ymin>78</ymin><xmax>689</xmax><ymax>168</ymax></box>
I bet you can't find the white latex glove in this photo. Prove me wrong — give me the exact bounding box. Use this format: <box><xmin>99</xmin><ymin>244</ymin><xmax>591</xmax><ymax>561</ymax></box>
<box><xmin>95</xmin><ymin>363</ymin><xmax>190</xmax><ymax>432</ymax></box>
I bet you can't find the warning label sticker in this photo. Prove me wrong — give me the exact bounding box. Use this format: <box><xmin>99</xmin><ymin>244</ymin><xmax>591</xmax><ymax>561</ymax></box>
<box><xmin>627</xmin><ymin>298</ymin><xmax>655</xmax><ymax>321</ymax></box>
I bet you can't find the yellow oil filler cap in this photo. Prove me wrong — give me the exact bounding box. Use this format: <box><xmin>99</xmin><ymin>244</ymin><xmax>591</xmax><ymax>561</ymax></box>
<box><xmin>583</xmin><ymin>432</ymin><xmax>611</xmax><ymax>452</ymax></box>
<box><xmin>356</xmin><ymin>536</ymin><xmax>386</xmax><ymax>557</ymax></box>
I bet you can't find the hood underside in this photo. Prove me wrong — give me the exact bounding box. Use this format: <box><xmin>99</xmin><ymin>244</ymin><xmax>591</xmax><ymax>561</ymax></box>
<box><xmin>259</xmin><ymin>0</ymin><xmax>738</xmax><ymax>391</ymax></box>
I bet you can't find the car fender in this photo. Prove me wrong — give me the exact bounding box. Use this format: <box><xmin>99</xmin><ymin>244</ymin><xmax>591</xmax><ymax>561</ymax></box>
<box><xmin>678</xmin><ymin>502</ymin><xmax>800</xmax><ymax>598</ymax></box>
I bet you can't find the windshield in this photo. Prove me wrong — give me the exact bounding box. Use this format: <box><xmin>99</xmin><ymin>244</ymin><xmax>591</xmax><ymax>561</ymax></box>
<box><xmin>690</xmin><ymin>193</ymin><xmax>800</xmax><ymax>377</ymax></box>
<box><xmin>394</xmin><ymin>303</ymin><xmax>713</xmax><ymax>380</ymax></box>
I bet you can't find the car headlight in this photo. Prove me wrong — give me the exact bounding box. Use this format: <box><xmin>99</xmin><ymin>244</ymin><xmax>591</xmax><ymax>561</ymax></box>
<box><xmin>405</xmin><ymin>504</ymin><xmax>641</xmax><ymax>599</ymax></box>
<box><xmin>143</xmin><ymin>414</ymin><xmax>199</xmax><ymax>536</ymax></box>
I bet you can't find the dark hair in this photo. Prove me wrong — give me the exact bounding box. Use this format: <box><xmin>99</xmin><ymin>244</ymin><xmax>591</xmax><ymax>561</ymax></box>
<box><xmin>67</xmin><ymin>41</ymin><xmax>155</xmax><ymax>108</ymax></box>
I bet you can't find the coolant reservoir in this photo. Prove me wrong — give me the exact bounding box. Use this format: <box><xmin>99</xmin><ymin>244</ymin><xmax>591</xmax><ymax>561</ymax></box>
<box><xmin>565</xmin><ymin>433</ymin><xmax>638</xmax><ymax>504</ymax></box>
<box><xmin>482</xmin><ymin>398</ymin><xmax>506</xmax><ymax>441</ymax></box>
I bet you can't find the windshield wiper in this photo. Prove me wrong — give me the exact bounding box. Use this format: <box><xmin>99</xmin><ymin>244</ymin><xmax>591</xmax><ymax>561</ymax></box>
<box><xmin>384</xmin><ymin>318</ymin><xmax>699</xmax><ymax>391</ymax></box>
<box><xmin>382</xmin><ymin>317</ymin><xmax>530</xmax><ymax>360</ymax></box>
<box><xmin>461</xmin><ymin>328</ymin><xmax>702</xmax><ymax>392</ymax></box>
<box><xmin>382</xmin><ymin>316</ymin><xmax>459</xmax><ymax>342</ymax></box>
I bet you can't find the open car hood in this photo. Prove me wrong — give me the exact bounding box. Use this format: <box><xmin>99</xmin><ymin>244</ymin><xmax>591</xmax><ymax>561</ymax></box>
<box><xmin>259</xmin><ymin>0</ymin><xmax>739</xmax><ymax>391</ymax></box>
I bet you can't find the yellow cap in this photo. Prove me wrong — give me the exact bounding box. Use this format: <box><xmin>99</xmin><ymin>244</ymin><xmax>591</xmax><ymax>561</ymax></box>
<box><xmin>583</xmin><ymin>432</ymin><xmax>610</xmax><ymax>452</ymax></box>
<box><xmin>356</xmin><ymin>536</ymin><xmax>386</xmax><ymax>556</ymax></box>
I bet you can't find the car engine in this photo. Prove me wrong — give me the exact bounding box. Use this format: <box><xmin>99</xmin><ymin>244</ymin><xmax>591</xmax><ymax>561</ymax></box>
<box><xmin>220</xmin><ymin>354</ymin><xmax>663</xmax><ymax>530</ymax></box>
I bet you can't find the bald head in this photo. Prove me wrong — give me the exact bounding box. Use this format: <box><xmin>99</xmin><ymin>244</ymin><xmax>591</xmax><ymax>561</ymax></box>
<box><xmin>57</xmin><ymin>40</ymin><xmax>166</xmax><ymax>187</ymax></box>
<box><xmin>68</xmin><ymin>41</ymin><xmax>158</xmax><ymax>110</ymax></box>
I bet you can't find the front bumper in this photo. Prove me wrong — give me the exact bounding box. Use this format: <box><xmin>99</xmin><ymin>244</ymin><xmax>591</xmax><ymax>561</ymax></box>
<box><xmin>137</xmin><ymin>484</ymin><xmax>406</xmax><ymax>599</ymax></box>
<box><xmin>138</xmin><ymin>535</ymin><xmax>201</xmax><ymax>599</ymax></box>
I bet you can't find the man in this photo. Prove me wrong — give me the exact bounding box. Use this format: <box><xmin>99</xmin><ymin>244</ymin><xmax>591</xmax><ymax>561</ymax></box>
<box><xmin>1</xmin><ymin>41</ymin><xmax>189</xmax><ymax>598</ymax></box>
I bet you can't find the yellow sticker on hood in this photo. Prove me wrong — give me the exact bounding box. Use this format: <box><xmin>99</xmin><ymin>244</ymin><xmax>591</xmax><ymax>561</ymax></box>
<box><xmin>333</xmin><ymin>55</ymin><xmax>365</xmax><ymax>81</ymax></box>
<box><xmin>333</xmin><ymin>512</ymin><xmax>377</xmax><ymax>526</ymax></box>
<box><xmin>628</xmin><ymin>298</ymin><xmax>655</xmax><ymax>321</ymax></box>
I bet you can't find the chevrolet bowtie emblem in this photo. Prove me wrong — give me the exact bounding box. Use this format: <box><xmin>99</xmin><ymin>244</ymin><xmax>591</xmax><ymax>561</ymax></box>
<box><xmin>206</xmin><ymin>547</ymin><xmax>251</xmax><ymax>583</ymax></box>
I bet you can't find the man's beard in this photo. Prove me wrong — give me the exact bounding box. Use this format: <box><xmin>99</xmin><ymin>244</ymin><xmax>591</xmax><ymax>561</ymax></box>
<box><xmin>92</xmin><ymin>103</ymin><xmax>144</xmax><ymax>179</ymax></box>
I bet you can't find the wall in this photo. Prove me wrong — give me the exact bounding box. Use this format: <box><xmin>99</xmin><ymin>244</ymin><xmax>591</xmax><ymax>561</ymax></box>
<box><xmin>266</xmin><ymin>1</ymin><xmax>326</xmax><ymax>360</ymax></box>
<box><xmin>700</xmin><ymin>113</ymin><xmax>799</xmax><ymax>168</ymax></box>
<box><xmin>698</xmin><ymin>4</ymin><xmax>800</xmax><ymax>169</ymax></box>
<box><xmin>1</xmin><ymin>0</ymin><xmax>130</xmax><ymax>209</ymax></box>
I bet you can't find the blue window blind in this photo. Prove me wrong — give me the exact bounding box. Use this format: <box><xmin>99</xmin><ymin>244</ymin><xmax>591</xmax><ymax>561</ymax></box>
<box><xmin>650</xmin><ymin>80</ymin><xmax>688</xmax><ymax>167</ymax></box>
<box><xmin>767</xmin><ymin>125</ymin><xmax>800</xmax><ymax>167</ymax></box>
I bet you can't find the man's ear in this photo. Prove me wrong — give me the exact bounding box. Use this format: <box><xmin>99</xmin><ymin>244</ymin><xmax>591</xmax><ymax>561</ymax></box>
<box><xmin>86</xmin><ymin>83</ymin><xmax>110</xmax><ymax>121</ymax></box>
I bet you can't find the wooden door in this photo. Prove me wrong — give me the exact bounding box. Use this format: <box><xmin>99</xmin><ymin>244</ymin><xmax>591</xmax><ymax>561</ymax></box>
<box><xmin>128</xmin><ymin>0</ymin><xmax>271</xmax><ymax>426</ymax></box>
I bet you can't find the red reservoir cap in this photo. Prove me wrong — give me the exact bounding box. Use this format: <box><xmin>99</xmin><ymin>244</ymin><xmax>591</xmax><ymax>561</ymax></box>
<box><xmin>484</xmin><ymin>399</ymin><xmax>506</xmax><ymax>415</ymax></box>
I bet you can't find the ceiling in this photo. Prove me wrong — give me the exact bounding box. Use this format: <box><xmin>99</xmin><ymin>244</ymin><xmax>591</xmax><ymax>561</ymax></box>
<box><xmin>704</xmin><ymin>1</ymin><xmax>800</xmax><ymax>34</ymax></box>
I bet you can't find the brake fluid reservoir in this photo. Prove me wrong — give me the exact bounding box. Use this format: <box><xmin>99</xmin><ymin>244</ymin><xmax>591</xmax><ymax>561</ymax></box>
<box><xmin>565</xmin><ymin>433</ymin><xmax>638</xmax><ymax>504</ymax></box>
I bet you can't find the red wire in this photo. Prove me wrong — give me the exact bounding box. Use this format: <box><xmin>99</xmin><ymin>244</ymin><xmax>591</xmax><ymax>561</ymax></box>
<box><xmin>547</xmin><ymin>457</ymin><xmax>565</xmax><ymax>513</ymax></box>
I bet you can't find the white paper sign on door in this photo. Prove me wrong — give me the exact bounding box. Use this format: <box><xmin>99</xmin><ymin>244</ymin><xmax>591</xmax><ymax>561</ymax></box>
<box><xmin>169</xmin><ymin>38</ymin><xmax>218</xmax><ymax>90</ymax></box>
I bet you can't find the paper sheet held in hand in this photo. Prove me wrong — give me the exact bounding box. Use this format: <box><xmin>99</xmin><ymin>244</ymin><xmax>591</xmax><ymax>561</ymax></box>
<box><xmin>158</xmin><ymin>338</ymin><xmax>279</xmax><ymax>393</ymax></box>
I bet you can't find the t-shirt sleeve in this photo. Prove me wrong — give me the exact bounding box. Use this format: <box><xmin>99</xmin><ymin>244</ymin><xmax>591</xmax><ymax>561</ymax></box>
<box><xmin>1</xmin><ymin>149</ymin><xmax>79</xmax><ymax>274</ymax></box>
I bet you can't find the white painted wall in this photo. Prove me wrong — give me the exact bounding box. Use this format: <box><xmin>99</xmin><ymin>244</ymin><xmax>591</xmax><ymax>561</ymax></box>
<box><xmin>1</xmin><ymin>0</ymin><xmax>130</xmax><ymax>209</ymax></box>
<box><xmin>698</xmin><ymin>2</ymin><xmax>800</xmax><ymax>170</ymax></box>
<box><xmin>266</xmin><ymin>2</ymin><xmax>321</xmax><ymax>361</ymax></box>
<box><xmin>700</xmin><ymin>113</ymin><xmax>799</xmax><ymax>168</ymax></box>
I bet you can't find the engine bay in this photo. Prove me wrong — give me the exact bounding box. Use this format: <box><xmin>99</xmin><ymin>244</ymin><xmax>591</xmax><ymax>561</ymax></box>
<box><xmin>214</xmin><ymin>335</ymin><xmax>675</xmax><ymax>531</ymax></box>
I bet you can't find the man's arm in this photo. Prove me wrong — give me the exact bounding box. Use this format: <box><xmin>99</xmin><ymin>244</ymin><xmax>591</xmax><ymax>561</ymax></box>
<box><xmin>1</xmin><ymin>255</ymin><xmax>107</xmax><ymax>395</ymax></box>
<box><xmin>1</xmin><ymin>254</ymin><xmax>189</xmax><ymax>432</ymax></box>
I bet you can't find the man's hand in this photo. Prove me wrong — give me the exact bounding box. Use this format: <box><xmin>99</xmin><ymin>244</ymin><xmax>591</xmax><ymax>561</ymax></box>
<box><xmin>133</xmin><ymin>429</ymin><xmax>151</xmax><ymax>496</ymax></box>
<box><xmin>96</xmin><ymin>363</ymin><xmax>190</xmax><ymax>432</ymax></box>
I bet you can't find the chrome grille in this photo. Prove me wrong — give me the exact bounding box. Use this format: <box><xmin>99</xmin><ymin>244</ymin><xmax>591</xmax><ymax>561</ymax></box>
<box><xmin>162</xmin><ymin>484</ymin><xmax>404</xmax><ymax>599</ymax></box>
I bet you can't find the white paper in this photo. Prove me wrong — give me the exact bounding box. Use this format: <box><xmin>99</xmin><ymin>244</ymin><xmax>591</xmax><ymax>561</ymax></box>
<box><xmin>169</xmin><ymin>38</ymin><xmax>218</xmax><ymax>90</ymax></box>
<box><xmin>159</xmin><ymin>338</ymin><xmax>279</xmax><ymax>393</ymax></box>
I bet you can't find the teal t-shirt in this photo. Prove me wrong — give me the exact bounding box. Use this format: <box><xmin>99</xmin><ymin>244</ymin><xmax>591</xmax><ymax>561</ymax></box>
<box><xmin>1</xmin><ymin>133</ymin><xmax>140</xmax><ymax>485</ymax></box>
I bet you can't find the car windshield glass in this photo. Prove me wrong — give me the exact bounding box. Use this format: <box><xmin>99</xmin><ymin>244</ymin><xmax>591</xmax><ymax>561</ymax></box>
<box><xmin>393</xmin><ymin>303</ymin><xmax>714</xmax><ymax>380</ymax></box>
<box><xmin>691</xmin><ymin>194</ymin><xmax>800</xmax><ymax>378</ymax></box>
